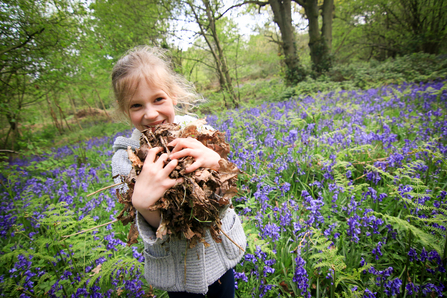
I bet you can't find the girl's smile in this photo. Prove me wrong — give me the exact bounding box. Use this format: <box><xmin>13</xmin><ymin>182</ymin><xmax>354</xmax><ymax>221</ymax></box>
<box><xmin>128</xmin><ymin>79</ymin><xmax>176</xmax><ymax>132</ymax></box>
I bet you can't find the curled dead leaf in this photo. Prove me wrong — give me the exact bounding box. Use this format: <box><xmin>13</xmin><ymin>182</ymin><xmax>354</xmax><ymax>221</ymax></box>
<box><xmin>90</xmin><ymin>264</ymin><xmax>102</xmax><ymax>276</ymax></box>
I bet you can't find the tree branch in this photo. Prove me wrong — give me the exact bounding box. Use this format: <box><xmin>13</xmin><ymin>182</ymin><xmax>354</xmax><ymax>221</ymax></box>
<box><xmin>217</xmin><ymin>0</ymin><xmax>269</xmax><ymax>20</ymax></box>
<box><xmin>0</xmin><ymin>28</ymin><xmax>45</xmax><ymax>56</ymax></box>
<box><xmin>182</xmin><ymin>57</ymin><xmax>217</xmax><ymax>70</ymax></box>
<box><xmin>264</xmin><ymin>33</ymin><xmax>283</xmax><ymax>46</ymax></box>
<box><xmin>292</xmin><ymin>0</ymin><xmax>306</xmax><ymax>7</ymax></box>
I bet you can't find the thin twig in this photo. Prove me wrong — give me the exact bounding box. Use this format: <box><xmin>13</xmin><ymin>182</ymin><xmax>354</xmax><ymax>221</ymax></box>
<box><xmin>181</xmin><ymin>184</ymin><xmax>187</xmax><ymax>206</ymax></box>
<box><xmin>0</xmin><ymin>149</ymin><xmax>19</xmax><ymax>154</ymax></box>
<box><xmin>159</xmin><ymin>136</ymin><xmax>171</xmax><ymax>155</ymax></box>
<box><xmin>86</xmin><ymin>182</ymin><xmax>124</xmax><ymax>197</ymax></box>
<box><xmin>298</xmin><ymin>231</ymin><xmax>310</xmax><ymax>249</ymax></box>
<box><xmin>353</xmin><ymin>174</ymin><xmax>367</xmax><ymax>181</ymax></box>
<box><xmin>142</xmin><ymin>133</ymin><xmax>152</xmax><ymax>148</ymax></box>
<box><xmin>149</xmin><ymin>130</ymin><xmax>157</xmax><ymax>141</ymax></box>
<box><xmin>220</xmin><ymin>229</ymin><xmax>245</xmax><ymax>252</ymax></box>
<box><xmin>352</xmin><ymin>150</ymin><xmax>417</xmax><ymax>166</ymax></box>
<box><xmin>61</xmin><ymin>219</ymin><xmax>118</xmax><ymax>240</ymax></box>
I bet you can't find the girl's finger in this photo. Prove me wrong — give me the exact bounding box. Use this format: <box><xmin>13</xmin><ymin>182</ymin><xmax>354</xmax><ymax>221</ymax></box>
<box><xmin>162</xmin><ymin>158</ymin><xmax>179</xmax><ymax>175</ymax></box>
<box><xmin>169</xmin><ymin>149</ymin><xmax>194</xmax><ymax>160</ymax></box>
<box><xmin>169</xmin><ymin>138</ymin><xmax>200</xmax><ymax>154</ymax></box>
<box><xmin>169</xmin><ymin>142</ymin><xmax>188</xmax><ymax>154</ymax></box>
<box><xmin>165</xmin><ymin>177</ymin><xmax>184</xmax><ymax>189</ymax></box>
<box><xmin>185</xmin><ymin>161</ymin><xmax>200</xmax><ymax>173</ymax></box>
<box><xmin>144</xmin><ymin>147</ymin><xmax>164</xmax><ymax>164</ymax></box>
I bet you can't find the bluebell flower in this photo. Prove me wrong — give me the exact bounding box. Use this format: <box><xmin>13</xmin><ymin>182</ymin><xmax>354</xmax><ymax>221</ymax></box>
<box><xmin>363</xmin><ymin>288</ymin><xmax>377</xmax><ymax>297</ymax></box>
<box><xmin>293</xmin><ymin>254</ymin><xmax>310</xmax><ymax>298</ymax></box>
<box><xmin>372</xmin><ymin>242</ymin><xmax>383</xmax><ymax>260</ymax></box>
<box><xmin>408</xmin><ymin>248</ymin><xmax>418</xmax><ymax>262</ymax></box>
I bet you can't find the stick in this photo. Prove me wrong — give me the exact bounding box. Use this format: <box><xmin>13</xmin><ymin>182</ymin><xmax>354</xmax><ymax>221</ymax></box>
<box><xmin>142</xmin><ymin>133</ymin><xmax>152</xmax><ymax>148</ymax></box>
<box><xmin>159</xmin><ymin>136</ymin><xmax>171</xmax><ymax>155</ymax></box>
<box><xmin>86</xmin><ymin>182</ymin><xmax>124</xmax><ymax>197</ymax></box>
<box><xmin>220</xmin><ymin>229</ymin><xmax>245</xmax><ymax>252</ymax></box>
<box><xmin>0</xmin><ymin>149</ymin><xmax>19</xmax><ymax>154</ymax></box>
<box><xmin>62</xmin><ymin>219</ymin><xmax>118</xmax><ymax>240</ymax></box>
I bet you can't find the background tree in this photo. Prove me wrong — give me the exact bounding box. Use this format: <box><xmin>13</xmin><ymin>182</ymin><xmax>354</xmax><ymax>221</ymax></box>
<box><xmin>0</xmin><ymin>0</ymin><xmax>86</xmax><ymax>149</ymax></box>
<box><xmin>231</xmin><ymin>0</ymin><xmax>307</xmax><ymax>85</ymax></box>
<box><xmin>333</xmin><ymin>0</ymin><xmax>447</xmax><ymax>61</ymax></box>
<box><xmin>89</xmin><ymin>0</ymin><xmax>173</xmax><ymax>58</ymax></box>
<box><xmin>185</xmin><ymin>0</ymin><xmax>239</xmax><ymax>107</ymax></box>
<box><xmin>294</xmin><ymin>0</ymin><xmax>334</xmax><ymax>74</ymax></box>
<box><xmin>230</xmin><ymin>0</ymin><xmax>334</xmax><ymax>83</ymax></box>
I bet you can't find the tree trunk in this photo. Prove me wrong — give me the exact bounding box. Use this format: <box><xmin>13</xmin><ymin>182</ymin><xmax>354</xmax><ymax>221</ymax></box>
<box><xmin>321</xmin><ymin>0</ymin><xmax>334</xmax><ymax>50</ymax></box>
<box><xmin>269</xmin><ymin>0</ymin><xmax>306</xmax><ymax>85</ymax></box>
<box><xmin>69</xmin><ymin>94</ymin><xmax>83</xmax><ymax>130</ymax></box>
<box><xmin>189</xmin><ymin>0</ymin><xmax>238</xmax><ymax>107</ymax></box>
<box><xmin>79</xmin><ymin>92</ymin><xmax>93</xmax><ymax>113</ymax></box>
<box><xmin>94</xmin><ymin>88</ymin><xmax>112</xmax><ymax>121</ymax></box>
<box><xmin>203</xmin><ymin>0</ymin><xmax>238</xmax><ymax>107</ymax></box>
<box><xmin>45</xmin><ymin>94</ymin><xmax>63</xmax><ymax>135</ymax></box>
<box><xmin>54</xmin><ymin>98</ymin><xmax>72</xmax><ymax>132</ymax></box>
<box><xmin>300</xmin><ymin>0</ymin><xmax>332</xmax><ymax>75</ymax></box>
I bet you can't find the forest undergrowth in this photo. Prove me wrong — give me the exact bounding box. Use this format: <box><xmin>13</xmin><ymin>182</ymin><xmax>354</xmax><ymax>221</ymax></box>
<box><xmin>1</xmin><ymin>80</ymin><xmax>447</xmax><ymax>297</ymax></box>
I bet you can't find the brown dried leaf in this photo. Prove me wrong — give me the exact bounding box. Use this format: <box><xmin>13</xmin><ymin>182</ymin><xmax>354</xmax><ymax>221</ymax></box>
<box><xmin>156</xmin><ymin>221</ymin><xmax>168</xmax><ymax>239</ymax></box>
<box><xmin>127</xmin><ymin>146</ymin><xmax>143</xmax><ymax>168</ymax></box>
<box><xmin>121</xmin><ymin>215</ymin><xmax>133</xmax><ymax>226</ymax></box>
<box><xmin>136</xmin><ymin>143</ymin><xmax>151</xmax><ymax>160</ymax></box>
<box><xmin>184</xmin><ymin>226</ymin><xmax>195</xmax><ymax>240</ymax></box>
<box><xmin>180</xmin><ymin>124</ymin><xmax>199</xmax><ymax>138</ymax></box>
<box><xmin>195</xmin><ymin>169</ymin><xmax>212</xmax><ymax>183</ymax></box>
<box><xmin>127</xmin><ymin>222</ymin><xmax>139</xmax><ymax>246</ymax></box>
<box><xmin>90</xmin><ymin>264</ymin><xmax>102</xmax><ymax>276</ymax></box>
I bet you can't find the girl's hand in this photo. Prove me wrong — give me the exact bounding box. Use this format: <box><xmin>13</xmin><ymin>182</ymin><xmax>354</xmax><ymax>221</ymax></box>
<box><xmin>168</xmin><ymin>137</ymin><xmax>221</xmax><ymax>173</ymax></box>
<box><xmin>132</xmin><ymin>147</ymin><xmax>182</xmax><ymax>228</ymax></box>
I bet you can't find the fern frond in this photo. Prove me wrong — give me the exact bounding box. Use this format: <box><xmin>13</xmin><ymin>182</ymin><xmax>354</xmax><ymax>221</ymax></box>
<box><xmin>0</xmin><ymin>249</ymin><xmax>57</xmax><ymax>264</ymax></box>
<box><xmin>375</xmin><ymin>212</ymin><xmax>442</xmax><ymax>254</ymax></box>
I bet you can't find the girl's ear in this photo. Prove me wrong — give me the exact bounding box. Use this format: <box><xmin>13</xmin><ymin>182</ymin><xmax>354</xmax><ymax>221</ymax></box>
<box><xmin>172</xmin><ymin>96</ymin><xmax>178</xmax><ymax>105</ymax></box>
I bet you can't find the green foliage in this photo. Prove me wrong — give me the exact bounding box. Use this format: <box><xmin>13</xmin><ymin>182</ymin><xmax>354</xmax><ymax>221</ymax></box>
<box><xmin>333</xmin><ymin>0</ymin><xmax>447</xmax><ymax>61</ymax></box>
<box><xmin>0</xmin><ymin>139</ymin><xmax>146</xmax><ymax>297</ymax></box>
<box><xmin>284</xmin><ymin>63</ymin><xmax>307</xmax><ymax>86</ymax></box>
<box><xmin>287</xmin><ymin>53</ymin><xmax>447</xmax><ymax>97</ymax></box>
<box><xmin>0</xmin><ymin>0</ymin><xmax>88</xmax><ymax>150</ymax></box>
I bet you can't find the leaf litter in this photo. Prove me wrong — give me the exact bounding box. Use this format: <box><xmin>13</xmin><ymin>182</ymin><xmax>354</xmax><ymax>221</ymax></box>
<box><xmin>115</xmin><ymin>121</ymin><xmax>241</xmax><ymax>249</ymax></box>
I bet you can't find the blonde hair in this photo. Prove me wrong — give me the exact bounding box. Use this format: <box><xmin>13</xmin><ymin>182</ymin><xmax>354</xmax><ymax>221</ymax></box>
<box><xmin>112</xmin><ymin>46</ymin><xmax>200</xmax><ymax>115</ymax></box>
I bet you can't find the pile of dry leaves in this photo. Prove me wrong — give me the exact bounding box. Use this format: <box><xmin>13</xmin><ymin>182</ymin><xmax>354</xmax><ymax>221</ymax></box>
<box><xmin>115</xmin><ymin>121</ymin><xmax>240</xmax><ymax>248</ymax></box>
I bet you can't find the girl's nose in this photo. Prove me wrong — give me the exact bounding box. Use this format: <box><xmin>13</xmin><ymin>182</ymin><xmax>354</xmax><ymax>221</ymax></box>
<box><xmin>143</xmin><ymin>106</ymin><xmax>158</xmax><ymax>120</ymax></box>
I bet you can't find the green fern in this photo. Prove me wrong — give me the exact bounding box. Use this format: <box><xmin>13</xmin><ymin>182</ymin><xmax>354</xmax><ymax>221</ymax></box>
<box><xmin>373</xmin><ymin>212</ymin><xmax>442</xmax><ymax>254</ymax></box>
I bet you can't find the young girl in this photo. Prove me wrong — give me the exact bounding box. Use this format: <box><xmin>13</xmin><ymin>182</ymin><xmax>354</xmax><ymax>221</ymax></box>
<box><xmin>110</xmin><ymin>46</ymin><xmax>246</xmax><ymax>298</ymax></box>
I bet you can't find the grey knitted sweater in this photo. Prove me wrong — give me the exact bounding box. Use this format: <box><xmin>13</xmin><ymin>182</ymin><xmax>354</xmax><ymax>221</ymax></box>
<box><xmin>111</xmin><ymin>115</ymin><xmax>247</xmax><ymax>294</ymax></box>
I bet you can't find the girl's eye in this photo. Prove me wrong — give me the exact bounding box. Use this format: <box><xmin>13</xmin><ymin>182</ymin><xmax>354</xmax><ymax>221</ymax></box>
<box><xmin>155</xmin><ymin>97</ymin><xmax>164</xmax><ymax>103</ymax></box>
<box><xmin>130</xmin><ymin>103</ymin><xmax>141</xmax><ymax>109</ymax></box>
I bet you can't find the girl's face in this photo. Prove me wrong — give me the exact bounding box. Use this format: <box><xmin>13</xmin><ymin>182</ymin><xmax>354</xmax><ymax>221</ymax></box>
<box><xmin>128</xmin><ymin>79</ymin><xmax>176</xmax><ymax>132</ymax></box>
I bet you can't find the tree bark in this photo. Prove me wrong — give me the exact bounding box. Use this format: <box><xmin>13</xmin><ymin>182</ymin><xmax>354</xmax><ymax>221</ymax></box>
<box><xmin>45</xmin><ymin>94</ymin><xmax>63</xmax><ymax>135</ymax></box>
<box><xmin>69</xmin><ymin>94</ymin><xmax>83</xmax><ymax>130</ymax></box>
<box><xmin>269</xmin><ymin>0</ymin><xmax>306</xmax><ymax>85</ymax></box>
<box><xmin>321</xmin><ymin>0</ymin><xmax>334</xmax><ymax>50</ymax></box>
<box><xmin>54</xmin><ymin>97</ymin><xmax>72</xmax><ymax>132</ymax></box>
<box><xmin>295</xmin><ymin>0</ymin><xmax>333</xmax><ymax>74</ymax></box>
<box><xmin>94</xmin><ymin>88</ymin><xmax>112</xmax><ymax>121</ymax></box>
<box><xmin>189</xmin><ymin>0</ymin><xmax>239</xmax><ymax>107</ymax></box>
<box><xmin>205</xmin><ymin>0</ymin><xmax>238</xmax><ymax>107</ymax></box>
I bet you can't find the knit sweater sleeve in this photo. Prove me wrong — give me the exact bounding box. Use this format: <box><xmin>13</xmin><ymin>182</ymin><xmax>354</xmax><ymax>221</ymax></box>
<box><xmin>135</xmin><ymin>211</ymin><xmax>168</xmax><ymax>247</ymax></box>
<box><xmin>111</xmin><ymin>131</ymin><xmax>168</xmax><ymax>247</ymax></box>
